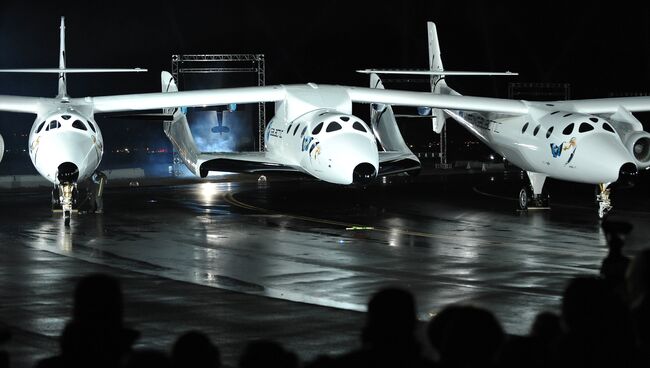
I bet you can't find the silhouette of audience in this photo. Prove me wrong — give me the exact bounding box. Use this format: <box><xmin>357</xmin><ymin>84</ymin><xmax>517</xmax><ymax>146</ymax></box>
<box><xmin>600</xmin><ymin>220</ymin><xmax>633</xmax><ymax>300</ymax></box>
<box><xmin>331</xmin><ymin>287</ymin><xmax>434</xmax><ymax>368</ymax></box>
<box><xmin>172</xmin><ymin>331</ymin><xmax>221</xmax><ymax>368</ymax></box>
<box><xmin>124</xmin><ymin>349</ymin><xmax>171</xmax><ymax>368</ymax></box>
<box><xmin>35</xmin><ymin>273</ymin><xmax>139</xmax><ymax>368</ymax></box>
<box><xmin>428</xmin><ymin>305</ymin><xmax>504</xmax><ymax>368</ymax></box>
<box><xmin>238</xmin><ymin>340</ymin><xmax>298</xmax><ymax>368</ymax></box>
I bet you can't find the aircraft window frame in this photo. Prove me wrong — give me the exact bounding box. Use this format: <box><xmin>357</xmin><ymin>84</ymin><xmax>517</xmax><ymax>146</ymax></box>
<box><xmin>562</xmin><ymin>123</ymin><xmax>575</xmax><ymax>135</ymax></box>
<box><xmin>326</xmin><ymin>121</ymin><xmax>342</xmax><ymax>133</ymax></box>
<box><xmin>533</xmin><ymin>125</ymin><xmax>541</xmax><ymax>136</ymax></box>
<box><xmin>312</xmin><ymin>122</ymin><xmax>324</xmax><ymax>135</ymax></box>
<box><xmin>72</xmin><ymin>120</ymin><xmax>87</xmax><ymax>131</ymax></box>
<box><xmin>521</xmin><ymin>122</ymin><xmax>529</xmax><ymax>134</ymax></box>
<box><xmin>36</xmin><ymin>121</ymin><xmax>46</xmax><ymax>133</ymax></box>
<box><xmin>602</xmin><ymin>123</ymin><xmax>615</xmax><ymax>133</ymax></box>
<box><xmin>353</xmin><ymin>121</ymin><xmax>367</xmax><ymax>133</ymax></box>
<box><xmin>293</xmin><ymin>124</ymin><xmax>300</xmax><ymax>136</ymax></box>
<box><xmin>546</xmin><ymin>126</ymin><xmax>554</xmax><ymax>139</ymax></box>
<box><xmin>578</xmin><ymin>122</ymin><xmax>594</xmax><ymax>133</ymax></box>
<box><xmin>300</xmin><ymin>126</ymin><xmax>307</xmax><ymax>137</ymax></box>
<box><xmin>87</xmin><ymin>120</ymin><xmax>97</xmax><ymax>133</ymax></box>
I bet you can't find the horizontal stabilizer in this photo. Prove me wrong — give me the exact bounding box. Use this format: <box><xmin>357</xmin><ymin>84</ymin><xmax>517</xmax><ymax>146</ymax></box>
<box><xmin>357</xmin><ymin>69</ymin><xmax>517</xmax><ymax>76</ymax></box>
<box><xmin>103</xmin><ymin>113</ymin><xmax>174</xmax><ymax>121</ymax></box>
<box><xmin>0</xmin><ymin>68</ymin><xmax>147</xmax><ymax>73</ymax></box>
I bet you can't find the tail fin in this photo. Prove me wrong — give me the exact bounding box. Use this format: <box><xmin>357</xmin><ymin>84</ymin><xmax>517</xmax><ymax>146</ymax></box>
<box><xmin>428</xmin><ymin>21</ymin><xmax>451</xmax><ymax>133</ymax></box>
<box><xmin>369</xmin><ymin>73</ymin><xmax>414</xmax><ymax>154</ymax></box>
<box><xmin>58</xmin><ymin>16</ymin><xmax>67</xmax><ymax>98</ymax></box>
<box><xmin>160</xmin><ymin>71</ymin><xmax>202</xmax><ymax>176</ymax></box>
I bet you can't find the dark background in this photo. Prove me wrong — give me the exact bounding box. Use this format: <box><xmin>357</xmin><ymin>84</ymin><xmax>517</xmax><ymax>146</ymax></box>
<box><xmin>1</xmin><ymin>0</ymin><xmax>649</xmax><ymax>173</ymax></box>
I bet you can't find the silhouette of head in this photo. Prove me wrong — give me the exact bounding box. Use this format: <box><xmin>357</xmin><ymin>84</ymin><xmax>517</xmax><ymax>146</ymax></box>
<box><xmin>73</xmin><ymin>273</ymin><xmax>123</xmax><ymax>326</ymax></box>
<box><xmin>530</xmin><ymin>311</ymin><xmax>561</xmax><ymax>342</ymax></box>
<box><xmin>602</xmin><ymin>220</ymin><xmax>632</xmax><ymax>250</ymax></box>
<box><xmin>124</xmin><ymin>349</ymin><xmax>171</xmax><ymax>368</ymax></box>
<box><xmin>427</xmin><ymin>305</ymin><xmax>504</xmax><ymax>367</ymax></box>
<box><xmin>627</xmin><ymin>249</ymin><xmax>650</xmax><ymax>305</ymax></box>
<box><xmin>362</xmin><ymin>287</ymin><xmax>417</xmax><ymax>346</ymax></box>
<box><xmin>238</xmin><ymin>340</ymin><xmax>298</xmax><ymax>368</ymax></box>
<box><xmin>172</xmin><ymin>331</ymin><xmax>221</xmax><ymax>368</ymax></box>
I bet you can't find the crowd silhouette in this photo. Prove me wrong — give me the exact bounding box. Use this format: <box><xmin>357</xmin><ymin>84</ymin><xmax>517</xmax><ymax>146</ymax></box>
<box><xmin>1</xmin><ymin>221</ymin><xmax>649</xmax><ymax>368</ymax></box>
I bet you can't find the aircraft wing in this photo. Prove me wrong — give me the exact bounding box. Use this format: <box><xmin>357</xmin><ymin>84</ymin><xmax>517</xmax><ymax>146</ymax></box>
<box><xmin>88</xmin><ymin>86</ymin><xmax>286</xmax><ymax>113</ymax></box>
<box><xmin>0</xmin><ymin>95</ymin><xmax>44</xmax><ymax>114</ymax></box>
<box><xmin>197</xmin><ymin>152</ymin><xmax>303</xmax><ymax>175</ymax></box>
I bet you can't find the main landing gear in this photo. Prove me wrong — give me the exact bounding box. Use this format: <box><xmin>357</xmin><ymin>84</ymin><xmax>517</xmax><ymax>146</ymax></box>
<box><xmin>518</xmin><ymin>172</ymin><xmax>550</xmax><ymax>211</ymax></box>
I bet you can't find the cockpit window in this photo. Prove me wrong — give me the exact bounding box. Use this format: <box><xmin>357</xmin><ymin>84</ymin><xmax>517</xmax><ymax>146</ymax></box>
<box><xmin>602</xmin><ymin>123</ymin><xmax>615</xmax><ymax>133</ymax></box>
<box><xmin>300</xmin><ymin>126</ymin><xmax>307</xmax><ymax>137</ymax></box>
<box><xmin>36</xmin><ymin>121</ymin><xmax>46</xmax><ymax>133</ymax></box>
<box><xmin>563</xmin><ymin>113</ymin><xmax>573</xmax><ymax>117</ymax></box>
<box><xmin>312</xmin><ymin>122</ymin><xmax>324</xmax><ymax>135</ymax></box>
<box><xmin>533</xmin><ymin>125</ymin><xmax>541</xmax><ymax>136</ymax></box>
<box><xmin>72</xmin><ymin>120</ymin><xmax>87</xmax><ymax>131</ymax></box>
<box><xmin>521</xmin><ymin>122</ymin><xmax>529</xmax><ymax>134</ymax></box>
<box><xmin>353</xmin><ymin>121</ymin><xmax>367</xmax><ymax>133</ymax></box>
<box><xmin>340</xmin><ymin>116</ymin><xmax>350</xmax><ymax>122</ymax></box>
<box><xmin>48</xmin><ymin>120</ymin><xmax>60</xmax><ymax>130</ymax></box>
<box><xmin>326</xmin><ymin>121</ymin><xmax>342</xmax><ymax>132</ymax></box>
<box><xmin>546</xmin><ymin>126</ymin><xmax>554</xmax><ymax>139</ymax></box>
<box><xmin>589</xmin><ymin>117</ymin><xmax>598</xmax><ymax>123</ymax></box>
<box><xmin>61</xmin><ymin>115</ymin><xmax>71</xmax><ymax>120</ymax></box>
<box><xmin>293</xmin><ymin>124</ymin><xmax>300</xmax><ymax>136</ymax></box>
<box><xmin>287</xmin><ymin>123</ymin><xmax>293</xmax><ymax>134</ymax></box>
<box><xmin>87</xmin><ymin>120</ymin><xmax>96</xmax><ymax>133</ymax></box>
<box><xmin>562</xmin><ymin>123</ymin><xmax>575</xmax><ymax>135</ymax></box>
<box><xmin>579</xmin><ymin>122</ymin><xmax>594</xmax><ymax>133</ymax></box>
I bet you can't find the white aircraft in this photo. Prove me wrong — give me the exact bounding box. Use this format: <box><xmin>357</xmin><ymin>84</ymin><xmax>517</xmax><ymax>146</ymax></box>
<box><xmin>360</xmin><ymin>22</ymin><xmax>650</xmax><ymax>218</ymax></box>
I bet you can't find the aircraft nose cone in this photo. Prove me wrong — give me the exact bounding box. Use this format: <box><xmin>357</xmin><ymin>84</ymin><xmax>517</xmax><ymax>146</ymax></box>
<box><xmin>57</xmin><ymin>162</ymin><xmax>79</xmax><ymax>184</ymax></box>
<box><xmin>352</xmin><ymin>162</ymin><xmax>376</xmax><ymax>184</ymax></box>
<box><xmin>617</xmin><ymin>162</ymin><xmax>638</xmax><ymax>188</ymax></box>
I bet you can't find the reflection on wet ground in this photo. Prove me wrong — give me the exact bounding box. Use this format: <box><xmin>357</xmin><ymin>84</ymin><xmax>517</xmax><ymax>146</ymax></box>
<box><xmin>1</xmin><ymin>170</ymin><xmax>649</xmax><ymax>366</ymax></box>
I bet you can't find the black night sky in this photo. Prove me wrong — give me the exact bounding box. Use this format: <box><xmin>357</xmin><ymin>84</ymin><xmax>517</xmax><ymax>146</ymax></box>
<box><xmin>1</xmin><ymin>1</ymin><xmax>649</xmax><ymax>172</ymax></box>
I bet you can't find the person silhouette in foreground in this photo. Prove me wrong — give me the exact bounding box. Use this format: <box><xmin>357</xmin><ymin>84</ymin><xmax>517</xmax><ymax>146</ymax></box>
<box><xmin>552</xmin><ymin>276</ymin><xmax>635</xmax><ymax>368</ymax></box>
<box><xmin>333</xmin><ymin>287</ymin><xmax>434</xmax><ymax>368</ymax></box>
<box><xmin>497</xmin><ymin>311</ymin><xmax>561</xmax><ymax>368</ymax></box>
<box><xmin>238</xmin><ymin>340</ymin><xmax>298</xmax><ymax>368</ymax></box>
<box><xmin>172</xmin><ymin>331</ymin><xmax>221</xmax><ymax>368</ymax></box>
<box><xmin>600</xmin><ymin>220</ymin><xmax>633</xmax><ymax>299</ymax></box>
<box><xmin>427</xmin><ymin>305</ymin><xmax>504</xmax><ymax>368</ymax></box>
<box><xmin>36</xmin><ymin>273</ymin><xmax>139</xmax><ymax>368</ymax></box>
<box><xmin>627</xmin><ymin>249</ymin><xmax>650</xmax><ymax>364</ymax></box>
<box><xmin>0</xmin><ymin>327</ymin><xmax>10</xmax><ymax>368</ymax></box>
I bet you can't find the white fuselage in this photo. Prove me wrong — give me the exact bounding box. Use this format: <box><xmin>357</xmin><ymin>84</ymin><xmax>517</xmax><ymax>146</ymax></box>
<box><xmin>264</xmin><ymin>108</ymin><xmax>378</xmax><ymax>184</ymax></box>
<box><xmin>27</xmin><ymin>101</ymin><xmax>103</xmax><ymax>184</ymax></box>
<box><xmin>449</xmin><ymin>109</ymin><xmax>647</xmax><ymax>184</ymax></box>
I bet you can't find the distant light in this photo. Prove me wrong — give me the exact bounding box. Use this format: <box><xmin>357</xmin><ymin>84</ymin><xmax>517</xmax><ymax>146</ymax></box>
<box><xmin>489</xmin><ymin>154</ymin><xmax>494</xmax><ymax>160</ymax></box>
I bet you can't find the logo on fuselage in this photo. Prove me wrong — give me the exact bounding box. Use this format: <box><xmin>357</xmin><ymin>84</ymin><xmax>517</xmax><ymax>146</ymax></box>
<box><xmin>550</xmin><ymin>137</ymin><xmax>577</xmax><ymax>165</ymax></box>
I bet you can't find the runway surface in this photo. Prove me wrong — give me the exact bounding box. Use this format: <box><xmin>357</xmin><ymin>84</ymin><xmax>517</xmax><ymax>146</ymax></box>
<box><xmin>1</xmin><ymin>169</ymin><xmax>650</xmax><ymax>367</ymax></box>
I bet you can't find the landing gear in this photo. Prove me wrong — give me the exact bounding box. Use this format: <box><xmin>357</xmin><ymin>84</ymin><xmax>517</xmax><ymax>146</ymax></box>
<box><xmin>53</xmin><ymin>183</ymin><xmax>78</xmax><ymax>227</ymax></box>
<box><xmin>597</xmin><ymin>183</ymin><xmax>613</xmax><ymax>219</ymax></box>
<box><xmin>518</xmin><ymin>172</ymin><xmax>550</xmax><ymax>211</ymax></box>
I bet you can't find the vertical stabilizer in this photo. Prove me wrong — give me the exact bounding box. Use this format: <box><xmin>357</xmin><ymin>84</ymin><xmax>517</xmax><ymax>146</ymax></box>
<box><xmin>427</xmin><ymin>21</ymin><xmax>456</xmax><ymax>133</ymax></box>
<box><xmin>57</xmin><ymin>16</ymin><xmax>67</xmax><ymax>98</ymax></box>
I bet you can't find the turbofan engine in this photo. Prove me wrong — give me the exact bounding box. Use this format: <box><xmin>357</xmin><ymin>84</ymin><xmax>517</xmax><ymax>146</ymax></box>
<box><xmin>0</xmin><ymin>133</ymin><xmax>4</xmax><ymax>163</ymax></box>
<box><xmin>625</xmin><ymin>131</ymin><xmax>650</xmax><ymax>169</ymax></box>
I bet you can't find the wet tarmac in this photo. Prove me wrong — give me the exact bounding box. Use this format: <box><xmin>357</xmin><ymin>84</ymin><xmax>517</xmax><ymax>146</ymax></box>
<box><xmin>1</xmin><ymin>169</ymin><xmax>650</xmax><ymax>367</ymax></box>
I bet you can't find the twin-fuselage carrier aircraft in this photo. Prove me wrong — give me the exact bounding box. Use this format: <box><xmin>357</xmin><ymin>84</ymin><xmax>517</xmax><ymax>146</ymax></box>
<box><xmin>0</xmin><ymin>18</ymin><xmax>648</xmax><ymax>225</ymax></box>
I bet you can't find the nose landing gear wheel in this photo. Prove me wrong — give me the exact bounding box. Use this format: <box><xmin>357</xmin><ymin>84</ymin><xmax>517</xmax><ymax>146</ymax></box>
<box><xmin>64</xmin><ymin>210</ymin><xmax>70</xmax><ymax>227</ymax></box>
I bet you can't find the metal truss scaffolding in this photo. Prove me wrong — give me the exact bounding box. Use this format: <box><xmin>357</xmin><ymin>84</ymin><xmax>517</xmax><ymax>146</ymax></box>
<box><xmin>171</xmin><ymin>54</ymin><xmax>266</xmax><ymax>150</ymax></box>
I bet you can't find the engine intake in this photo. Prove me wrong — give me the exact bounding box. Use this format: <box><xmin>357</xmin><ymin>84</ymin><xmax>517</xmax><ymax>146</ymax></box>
<box><xmin>625</xmin><ymin>131</ymin><xmax>650</xmax><ymax>169</ymax></box>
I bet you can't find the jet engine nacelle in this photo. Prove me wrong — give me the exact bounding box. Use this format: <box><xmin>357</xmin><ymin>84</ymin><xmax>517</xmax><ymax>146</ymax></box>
<box><xmin>625</xmin><ymin>131</ymin><xmax>650</xmax><ymax>169</ymax></box>
<box><xmin>0</xmin><ymin>133</ymin><xmax>4</xmax><ymax>163</ymax></box>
